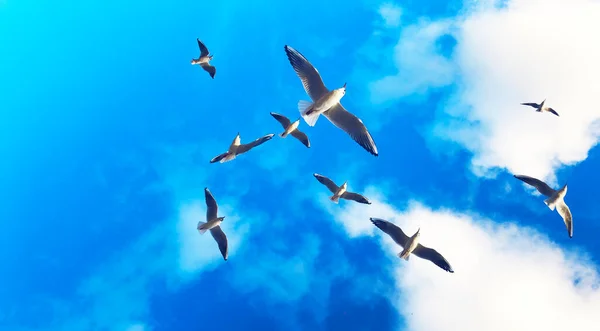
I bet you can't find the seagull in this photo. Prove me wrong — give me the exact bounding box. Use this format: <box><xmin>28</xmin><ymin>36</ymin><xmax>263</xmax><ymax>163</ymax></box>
<box><xmin>197</xmin><ymin>188</ymin><xmax>228</xmax><ymax>260</ymax></box>
<box><xmin>513</xmin><ymin>174</ymin><xmax>573</xmax><ymax>238</ymax></box>
<box><xmin>191</xmin><ymin>39</ymin><xmax>216</xmax><ymax>79</ymax></box>
<box><xmin>521</xmin><ymin>99</ymin><xmax>559</xmax><ymax>117</ymax></box>
<box><xmin>283</xmin><ymin>45</ymin><xmax>378</xmax><ymax>156</ymax></box>
<box><xmin>370</xmin><ymin>218</ymin><xmax>454</xmax><ymax>273</ymax></box>
<box><xmin>313</xmin><ymin>173</ymin><xmax>371</xmax><ymax>204</ymax></box>
<box><xmin>210</xmin><ymin>132</ymin><xmax>275</xmax><ymax>163</ymax></box>
<box><xmin>270</xmin><ymin>112</ymin><xmax>310</xmax><ymax>148</ymax></box>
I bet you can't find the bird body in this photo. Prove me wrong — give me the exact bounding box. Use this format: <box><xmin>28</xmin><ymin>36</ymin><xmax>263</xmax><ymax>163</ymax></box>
<box><xmin>330</xmin><ymin>182</ymin><xmax>348</xmax><ymax>203</ymax></box>
<box><xmin>270</xmin><ymin>112</ymin><xmax>311</xmax><ymax>147</ymax></box>
<box><xmin>544</xmin><ymin>184</ymin><xmax>568</xmax><ymax>211</ymax></box>
<box><xmin>370</xmin><ymin>218</ymin><xmax>453</xmax><ymax>273</ymax></box>
<box><xmin>210</xmin><ymin>132</ymin><xmax>275</xmax><ymax>163</ymax></box>
<box><xmin>521</xmin><ymin>99</ymin><xmax>559</xmax><ymax>116</ymax></box>
<box><xmin>192</xmin><ymin>39</ymin><xmax>216</xmax><ymax>78</ymax></box>
<box><xmin>399</xmin><ymin>228</ymin><xmax>421</xmax><ymax>261</ymax></box>
<box><xmin>197</xmin><ymin>216</ymin><xmax>225</xmax><ymax>234</ymax></box>
<box><xmin>199</xmin><ymin>188</ymin><xmax>229</xmax><ymax>260</ymax></box>
<box><xmin>284</xmin><ymin>45</ymin><xmax>378</xmax><ymax>156</ymax></box>
<box><xmin>313</xmin><ymin>173</ymin><xmax>371</xmax><ymax>204</ymax></box>
<box><xmin>513</xmin><ymin>174</ymin><xmax>573</xmax><ymax>238</ymax></box>
<box><xmin>298</xmin><ymin>86</ymin><xmax>346</xmax><ymax>126</ymax></box>
<box><xmin>281</xmin><ymin>119</ymin><xmax>300</xmax><ymax>138</ymax></box>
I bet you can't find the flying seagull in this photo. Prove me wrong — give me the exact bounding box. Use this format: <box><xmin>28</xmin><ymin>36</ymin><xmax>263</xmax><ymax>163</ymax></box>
<box><xmin>210</xmin><ymin>132</ymin><xmax>275</xmax><ymax>163</ymax></box>
<box><xmin>370</xmin><ymin>218</ymin><xmax>454</xmax><ymax>273</ymax></box>
<box><xmin>521</xmin><ymin>99</ymin><xmax>559</xmax><ymax>117</ymax></box>
<box><xmin>270</xmin><ymin>112</ymin><xmax>310</xmax><ymax>148</ymax></box>
<box><xmin>283</xmin><ymin>45</ymin><xmax>378</xmax><ymax>156</ymax></box>
<box><xmin>197</xmin><ymin>188</ymin><xmax>228</xmax><ymax>260</ymax></box>
<box><xmin>313</xmin><ymin>173</ymin><xmax>371</xmax><ymax>204</ymax></box>
<box><xmin>513</xmin><ymin>174</ymin><xmax>572</xmax><ymax>238</ymax></box>
<box><xmin>191</xmin><ymin>39</ymin><xmax>216</xmax><ymax>79</ymax></box>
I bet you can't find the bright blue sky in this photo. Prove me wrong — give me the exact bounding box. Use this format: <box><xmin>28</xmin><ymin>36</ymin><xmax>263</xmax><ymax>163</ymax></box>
<box><xmin>2</xmin><ymin>0</ymin><xmax>600</xmax><ymax>330</ymax></box>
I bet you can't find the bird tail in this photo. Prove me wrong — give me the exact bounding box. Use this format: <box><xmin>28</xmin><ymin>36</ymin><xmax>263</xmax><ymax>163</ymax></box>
<box><xmin>398</xmin><ymin>251</ymin><xmax>410</xmax><ymax>261</ymax></box>
<box><xmin>330</xmin><ymin>195</ymin><xmax>340</xmax><ymax>203</ymax></box>
<box><xmin>197</xmin><ymin>222</ymin><xmax>208</xmax><ymax>234</ymax></box>
<box><xmin>279</xmin><ymin>131</ymin><xmax>288</xmax><ymax>138</ymax></box>
<box><xmin>298</xmin><ymin>100</ymin><xmax>319</xmax><ymax>127</ymax></box>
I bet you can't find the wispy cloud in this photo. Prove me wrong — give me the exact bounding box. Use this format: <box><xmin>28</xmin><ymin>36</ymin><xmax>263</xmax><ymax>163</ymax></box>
<box><xmin>378</xmin><ymin>2</ymin><xmax>403</xmax><ymax>28</ymax></box>
<box><xmin>316</xmin><ymin>187</ymin><xmax>600</xmax><ymax>330</ymax></box>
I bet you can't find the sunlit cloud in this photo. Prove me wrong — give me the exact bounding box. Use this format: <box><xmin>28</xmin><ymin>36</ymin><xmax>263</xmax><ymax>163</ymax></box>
<box><xmin>364</xmin><ymin>0</ymin><xmax>600</xmax><ymax>184</ymax></box>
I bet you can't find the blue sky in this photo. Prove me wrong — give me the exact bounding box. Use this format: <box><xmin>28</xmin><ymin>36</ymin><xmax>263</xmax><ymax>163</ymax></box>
<box><xmin>2</xmin><ymin>0</ymin><xmax>600</xmax><ymax>330</ymax></box>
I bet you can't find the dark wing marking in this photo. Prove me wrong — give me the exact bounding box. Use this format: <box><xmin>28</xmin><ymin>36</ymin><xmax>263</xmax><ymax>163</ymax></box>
<box><xmin>370</xmin><ymin>218</ymin><xmax>409</xmax><ymax>247</ymax></box>
<box><xmin>200</xmin><ymin>63</ymin><xmax>216</xmax><ymax>79</ymax></box>
<box><xmin>521</xmin><ymin>102</ymin><xmax>540</xmax><ymax>108</ymax></box>
<box><xmin>513</xmin><ymin>174</ymin><xmax>556</xmax><ymax>197</ymax></box>
<box><xmin>341</xmin><ymin>191</ymin><xmax>371</xmax><ymax>204</ymax></box>
<box><xmin>412</xmin><ymin>244</ymin><xmax>454</xmax><ymax>273</ymax></box>
<box><xmin>197</xmin><ymin>39</ymin><xmax>210</xmax><ymax>57</ymax></box>
<box><xmin>210</xmin><ymin>152</ymin><xmax>230</xmax><ymax>163</ymax></box>
<box><xmin>290</xmin><ymin>129</ymin><xmax>310</xmax><ymax>148</ymax></box>
<box><xmin>284</xmin><ymin>45</ymin><xmax>329</xmax><ymax>101</ymax></box>
<box><xmin>204</xmin><ymin>187</ymin><xmax>218</xmax><ymax>221</ymax></box>
<box><xmin>313</xmin><ymin>173</ymin><xmax>339</xmax><ymax>193</ymax></box>
<box><xmin>324</xmin><ymin>104</ymin><xmax>378</xmax><ymax>156</ymax></box>
<box><xmin>270</xmin><ymin>112</ymin><xmax>291</xmax><ymax>129</ymax></box>
<box><xmin>210</xmin><ymin>225</ymin><xmax>228</xmax><ymax>261</ymax></box>
<box><xmin>547</xmin><ymin>108</ymin><xmax>560</xmax><ymax>117</ymax></box>
<box><xmin>236</xmin><ymin>134</ymin><xmax>275</xmax><ymax>154</ymax></box>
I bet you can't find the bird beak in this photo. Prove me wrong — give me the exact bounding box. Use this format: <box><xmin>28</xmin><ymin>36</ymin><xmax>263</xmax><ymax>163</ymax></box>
<box><xmin>343</xmin><ymin>82</ymin><xmax>347</xmax><ymax>88</ymax></box>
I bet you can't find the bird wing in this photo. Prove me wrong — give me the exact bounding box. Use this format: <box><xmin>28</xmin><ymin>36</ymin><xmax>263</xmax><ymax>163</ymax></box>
<box><xmin>197</xmin><ymin>39</ymin><xmax>210</xmax><ymax>57</ymax></box>
<box><xmin>210</xmin><ymin>225</ymin><xmax>228</xmax><ymax>261</ymax></box>
<box><xmin>513</xmin><ymin>174</ymin><xmax>556</xmax><ymax>197</ymax></box>
<box><xmin>290</xmin><ymin>129</ymin><xmax>310</xmax><ymax>148</ymax></box>
<box><xmin>521</xmin><ymin>102</ymin><xmax>540</xmax><ymax>108</ymax></box>
<box><xmin>412</xmin><ymin>244</ymin><xmax>454</xmax><ymax>273</ymax></box>
<box><xmin>236</xmin><ymin>134</ymin><xmax>275</xmax><ymax>154</ymax></box>
<box><xmin>200</xmin><ymin>63</ymin><xmax>216</xmax><ymax>79</ymax></box>
<box><xmin>210</xmin><ymin>152</ymin><xmax>229</xmax><ymax>163</ymax></box>
<box><xmin>546</xmin><ymin>108</ymin><xmax>560</xmax><ymax>117</ymax></box>
<box><xmin>284</xmin><ymin>45</ymin><xmax>329</xmax><ymax>101</ymax></box>
<box><xmin>270</xmin><ymin>112</ymin><xmax>291</xmax><ymax>129</ymax></box>
<box><xmin>324</xmin><ymin>104</ymin><xmax>379</xmax><ymax>156</ymax></box>
<box><xmin>556</xmin><ymin>200</ymin><xmax>573</xmax><ymax>238</ymax></box>
<box><xmin>313</xmin><ymin>173</ymin><xmax>339</xmax><ymax>193</ymax></box>
<box><xmin>204</xmin><ymin>187</ymin><xmax>218</xmax><ymax>221</ymax></box>
<box><xmin>369</xmin><ymin>218</ymin><xmax>409</xmax><ymax>247</ymax></box>
<box><xmin>341</xmin><ymin>191</ymin><xmax>371</xmax><ymax>204</ymax></box>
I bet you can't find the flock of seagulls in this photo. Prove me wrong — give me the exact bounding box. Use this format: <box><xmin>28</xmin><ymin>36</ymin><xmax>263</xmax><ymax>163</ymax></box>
<box><xmin>191</xmin><ymin>38</ymin><xmax>571</xmax><ymax>273</ymax></box>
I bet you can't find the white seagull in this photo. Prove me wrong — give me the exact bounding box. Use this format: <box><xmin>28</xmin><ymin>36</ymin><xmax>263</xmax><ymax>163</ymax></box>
<box><xmin>191</xmin><ymin>38</ymin><xmax>216</xmax><ymax>79</ymax></box>
<box><xmin>210</xmin><ymin>132</ymin><xmax>275</xmax><ymax>163</ymax></box>
<box><xmin>370</xmin><ymin>218</ymin><xmax>454</xmax><ymax>273</ymax></box>
<box><xmin>514</xmin><ymin>174</ymin><xmax>573</xmax><ymax>238</ymax></box>
<box><xmin>283</xmin><ymin>45</ymin><xmax>378</xmax><ymax>156</ymax></box>
<box><xmin>270</xmin><ymin>112</ymin><xmax>310</xmax><ymax>148</ymax></box>
<box><xmin>197</xmin><ymin>188</ymin><xmax>228</xmax><ymax>260</ymax></box>
<box><xmin>521</xmin><ymin>99</ymin><xmax>559</xmax><ymax>117</ymax></box>
<box><xmin>313</xmin><ymin>173</ymin><xmax>371</xmax><ymax>204</ymax></box>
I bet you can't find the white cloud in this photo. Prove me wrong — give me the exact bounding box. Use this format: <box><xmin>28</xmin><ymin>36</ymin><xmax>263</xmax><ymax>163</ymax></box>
<box><xmin>368</xmin><ymin>19</ymin><xmax>456</xmax><ymax>105</ymax></box>
<box><xmin>318</xmin><ymin>190</ymin><xmax>600</xmax><ymax>331</ymax></box>
<box><xmin>367</xmin><ymin>0</ymin><xmax>600</xmax><ymax>183</ymax></box>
